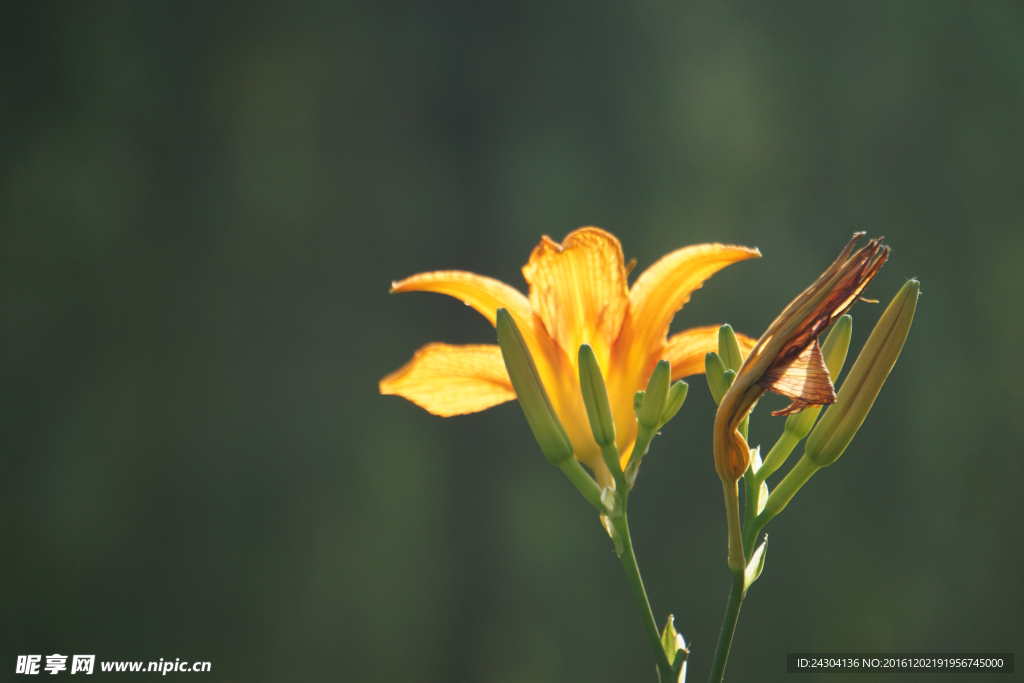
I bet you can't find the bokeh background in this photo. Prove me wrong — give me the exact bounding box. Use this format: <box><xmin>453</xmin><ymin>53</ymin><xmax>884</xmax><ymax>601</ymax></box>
<box><xmin>1</xmin><ymin>2</ymin><xmax>1022</xmax><ymax>681</ymax></box>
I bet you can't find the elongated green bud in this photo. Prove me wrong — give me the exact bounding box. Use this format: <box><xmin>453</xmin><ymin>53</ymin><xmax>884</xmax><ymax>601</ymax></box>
<box><xmin>496</xmin><ymin>309</ymin><xmax>573</xmax><ymax>464</ymax></box>
<box><xmin>659</xmin><ymin>381</ymin><xmax>689</xmax><ymax>426</ymax></box>
<box><xmin>805</xmin><ymin>281</ymin><xmax>919</xmax><ymax>467</ymax></box>
<box><xmin>719</xmin><ymin>324</ymin><xmax>744</xmax><ymax>372</ymax></box>
<box><xmin>821</xmin><ymin>314</ymin><xmax>853</xmax><ymax>378</ymax></box>
<box><xmin>633</xmin><ymin>390</ymin><xmax>645</xmax><ymax>419</ymax></box>
<box><xmin>706</xmin><ymin>352</ymin><xmax>729</xmax><ymax>404</ymax></box>
<box><xmin>578</xmin><ymin>344</ymin><xmax>616</xmax><ymax>447</ymax></box>
<box><xmin>784</xmin><ymin>314</ymin><xmax>853</xmax><ymax>439</ymax></box>
<box><xmin>638</xmin><ymin>360</ymin><xmax>671</xmax><ymax>430</ymax></box>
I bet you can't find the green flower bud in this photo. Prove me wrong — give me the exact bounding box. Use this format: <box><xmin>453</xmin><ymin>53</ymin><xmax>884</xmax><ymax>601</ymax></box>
<box><xmin>661</xmin><ymin>614</ymin><xmax>689</xmax><ymax>679</ymax></box>
<box><xmin>718</xmin><ymin>324</ymin><xmax>744</xmax><ymax>372</ymax></box>
<box><xmin>659</xmin><ymin>380</ymin><xmax>689</xmax><ymax>427</ymax></box>
<box><xmin>600</xmin><ymin>487</ymin><xmax>625</xmax><ymax>555</ymax></box>
<box><xmin>638</xmin><ymin>360</ymin><xmax>671</xmax><ymax>430</ymax></box>
<box><xmin>600</xmin><ymin>511</ymin><xmax>624</xmax><ymax>556</ymax></box>
<box><xmin>821</xmin><ymin>314</ymin><xmax>854</xmax><ymax>378</ymax></box>
<box><xmin>784</xmin><ymin>314</ymin><xmax>853</xmax><ymax>439</ymax></box>
<box><xmin>743</xmin><ymin>537</ymin><xmax>768</xmax><ymax>591</ymax></box>
<box><xmin>496</xmin><ymin>309</ymin><xmax>574</xmax><ymax>465</ymax></box>
<box><xmin>805</xmin><ymin>280</ymin><xmax>919</xmax><ymax>467</ymax></box>
<box><xmin>633</xmin><ymin>390</ymin><xmax>645</xmax><ymax>419</ymax></box>
<box><xmin>705</xmin><ymin>352</ymin><xmax>729</xmax><ymax>404</ymax></box>
<box><xmin>578</xmin><ymin>344</ymin><xmax>616</xmax><ymax>447</ymax></box>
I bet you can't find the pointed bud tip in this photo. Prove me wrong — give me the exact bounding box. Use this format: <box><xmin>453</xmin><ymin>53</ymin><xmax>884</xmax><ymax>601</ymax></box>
<box><xmin>719</xmin><ymin>324</ymin><xmax>744</xmax><ymax>372</ymax></box>
<box><xmin>705</xmin><ymin>352</ymin><xmax>729</xmax><ymax>404</ymax></box>
<box><xmin>659</xmin><ymin>380</ymin><xmax>689</xmax><ymax>426</ymax></box>
<box><xmin>639</xmin><ymin>359</ymin><xmax>671</xmax><ymax>429</ymax></box>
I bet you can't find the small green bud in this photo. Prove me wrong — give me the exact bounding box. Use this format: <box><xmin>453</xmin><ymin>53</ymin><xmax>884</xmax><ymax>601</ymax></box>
<box><xmin>821</xmin><ymin>314</ymin><xmax>853</xmax><ymax>378</ymax></box>
<box><xmin>748</xmin><ymin>447</ymin><xmax>769</xmax><ymax>513</ymax></box>
<box><xmin>661</xmin><ymin>614</ymin><xmax>689</xmax><ymax>679</ymax></box>
<box><xmin>496</xmin><ymin>309</ymin><xmax>573</xmax><ymax>465</ymax></box>
<box><xmin>784</xmin><ymin>314</ymin><xmax>853</xmax><ymax>439</ymax></box>
<box><xmin>805</xmin><ymin>281</ymin><xmax>919</xmax><ymax>467</ymax></box>
<box><xmin>600</xmin><ymin>486</ymin><xmax>623</xmax><ymax>518</ymax></box>
<box><xmin>659</xmin><ymin>381</ymin><xmax>689</xmax><ymax>426</ymax></box>
<box><xmin>633</xmin><ymin>390</ymin><xmax>645</xmax><ymax>419</ymax></box>
<box><xmin>600</xmin><ymin>512</ymin><xmax>624</xmax><ymax>556</ymax></box>
<box><xmin>638</xmin><ymin>360</ymin><xmax>671</xmax><ymax>430</ymax></box>
<box><xmin>718</xmin><ymin>324</ymin><xmax>744</xmax><ymax>371</ymax></box>
<box><xmin>743</xmin><ymin>536</ymin><xmax>768</xmax><ymax>591</ymax></box>
<box><xmin>660</xmin><ymin>615</ymin><xmax>678</xmax><ymax>660</ymax></box>
<box><xmin>600</xmin><ymin>487</ymin><xmax>625</xmax><ymax>555</ymax></box>
<box><xmin>578</xmin><ymin>344</ymin><xmax>616</xmax><ymax>447</ymax></box>
<box><xmin>705</xmin><ymin>352</ymin><xmax>729</xmax><ymax>404</ymax></box>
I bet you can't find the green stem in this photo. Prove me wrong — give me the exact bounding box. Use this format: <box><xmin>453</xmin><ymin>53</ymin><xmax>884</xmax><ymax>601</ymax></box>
<box><xmin>757</xmin><ymin>430</ymin><xmax>800</xmax><ymax>483</ymax></box>
<box><xmin>601</xmin><ymin>442</ymin><xmax>628</xmax><ymax>493</ymax></box>
<box><xmin>708</xmin><ymin>570</ymin><xmax>745</xmax><ymax>683</ymax></box>
<box><xmin>722</xmin><ymin>481</ymin><xmax>745</xmax><ymax>572</ymax></box>
<box><xmin>759</xmin><ymin>455</ymin><xmax>820</xmax><ymax>525</ymax></box>
<box><xmin>742</xmin><ymin>466</ymin><xmax>758</xmax><ymax>532</ymax></box>
<box><xmin>742</xmin><ymin>514</ymin><xmax>765</xmax><ymax>562</ymax></box>
<box><xmin>624</xmin><ymin>425</ymin><xmax>655</xmax><ymax>485</ymax></box>
<box><xmin>557</xmin><ymin>458</ymin><xmax>605</xmax><ymax>511</ymax></box>
<box><xmin>612</xmin><ymin>507</ymin><xmax>674</xmax><ymax>680</ymax></box>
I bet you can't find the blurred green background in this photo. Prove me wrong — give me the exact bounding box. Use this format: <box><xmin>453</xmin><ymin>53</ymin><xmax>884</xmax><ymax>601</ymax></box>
<box><xmin>1</xmin><ymin>2</ymin><xmax>1021</xmax><ymax>681</ymax></box>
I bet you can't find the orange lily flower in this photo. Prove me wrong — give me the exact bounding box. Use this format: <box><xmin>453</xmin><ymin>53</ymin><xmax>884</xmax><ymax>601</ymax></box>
<box><xmin>380</xmin><ymin>227</ymin><xmax>761</xmax><ymax>486</ymax></box>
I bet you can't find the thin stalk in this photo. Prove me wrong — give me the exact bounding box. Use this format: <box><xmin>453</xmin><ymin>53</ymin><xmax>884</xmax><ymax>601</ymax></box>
<box><xmin>556</xmin><ymin>458</ymin><xmax>605</xmax><ymax>510</ymax></box>
<box><xmin>624</xmin><ymin>425</ymin><xmax>656</xmax><ymax>485</ymax></box>
<box><xmin>740</xmin><ymin>413</ymin><xmax>758</xmax><ymax>533</ymax></box>
<box><xmin>760</xmin><ymin>455</ymin><xmax>819</xmax><ymax>525</ymax></box>
<box><xmin>601</xmin><ymin>442</ymin><xmax>628</xmax><ymax>493</ymax></box>
<box><xmin>611</xmin><ymin>507</ymin><xmax>673</xmax><ymax>680</ymax></box>
<box><xmin>744</xmin><ymin>454</ymin><xmax>822</xmax><ymax>559</ymax></box>
<box><xmin>708</xmin><ymin>570</ymin><xmax>745</xmax><ymax>683</ymax></box>
<box><xmin>742</xmin><ymin>466</ymin><xmax>758</xmax><ymax>532</ymax></box>
<box><xmin>742</xmin><ymin>515</ymin><xmax>766</xmax><ymax>562</ymax></box>
<box><xmin>722</xmin><ymin>482</ymin><xmax>745</xmax><ymax>572</ymax></box>
<box><xmin>757</xmin><ymin>430</ymin><xmax>800</xmax><ymax>483</ymax></box>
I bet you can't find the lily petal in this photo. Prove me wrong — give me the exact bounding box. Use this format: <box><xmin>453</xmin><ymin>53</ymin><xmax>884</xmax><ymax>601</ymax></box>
<box><xmin>379</xmin><ymin>343</ymin><xmax>515</xmax><ymax>416</ymax></box>
<box><xmin>606</xmin><ymin>245</ymin><xmax>759</xmax><ymax>451</ymax></box>
<box><xmin>389</xmin><ymin>270</ymin><xmax>562</xmax><ymax>414</ymax></box>
<box><xmin>391</xmin><ymin>271</ymin><xmax>532</xmax><ymax>328</ymax></box>
<box><xmin>628</xmin><ymin>244</ymin><xmax>762</xmax><ymax>362</ymax></box>
<box><xmin>664</xmin><ymin>326</ymin><xmax>757</xmax><ymax>380</ymax></box>
<box><xmin>522</xmin><ymin>228</ymin><xmax>630</xmax><ymax>368</ymax></box>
